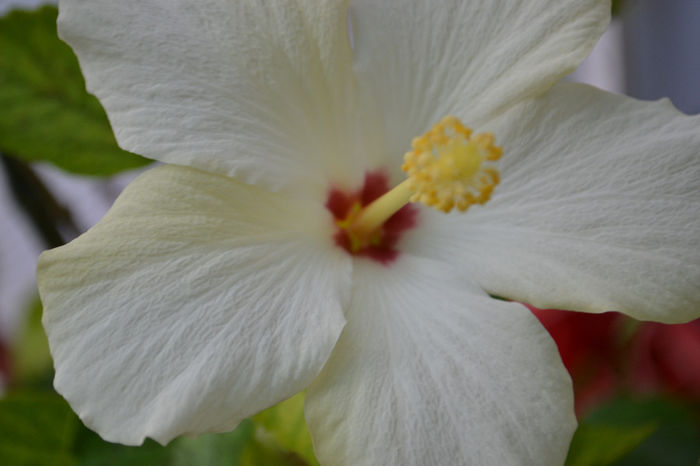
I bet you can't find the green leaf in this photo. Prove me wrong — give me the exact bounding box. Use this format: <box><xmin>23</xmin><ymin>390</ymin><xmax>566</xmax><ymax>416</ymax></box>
<box><xmin>168</xmin><ymin>419</ymin><xmax>308</xmax><ymax>466</ymax></box>
<box><xmin>567</xmin><ymin>396</ymin><xmax>700</xmax><ymax>466</ymax></box>
<box><xmin>0</xmin><ymin>6</ymin><xmax>150</xmax><ymax>175</ymax></box>
<box><xmin>566</xmin><ymin>422</ymin><xmax>656</xmax><ymax>466</ymax></box>
<box><xmin>73</xmin><ymin>429</ymin><xmax>170</xmax><ymax>466</ymax></box>
<box><xmin>611</xmin><ymin>0</ymin><xmax>625</xmax><ymax>16</ymax></box>
<box><xmin>72</xmin><ymin>416</ymin><xmax>307</xmax><ymax>466</ymax></box>
<box><xmin>11</xmin><ymin>298</ymin><xmax>53</xmax><ymax>388</ymax></box>
<box><xmin>0</xmin><ymin>392</ymin><xmax>77</xmax><ymax>466</ymax></box>
<box><xmin>169</xmin><ymin>426</ymin><xmax>253</xmax><ymax>466</ymax></box>
<box><xmin>590</xmin><ymin>397</ymin><xmax>700</xmax><ymax>466</ymax></box>
<box><xmin>253</xmin><ymin>392</ymin><xmax>318</xmax><ymax>466</ymax></box>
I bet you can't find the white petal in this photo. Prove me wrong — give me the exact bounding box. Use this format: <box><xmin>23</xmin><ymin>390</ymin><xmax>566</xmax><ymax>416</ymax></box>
<box><xmin>349</xmin><ymin>0</ymin><xmax>610</xmax><ymax>175</ymax></box>
<box><xmin>58</xmin><ymin>0</ymin><xmax>371</xmax><ymax>196</ymax></box>
<box><xmin>38</xmin><ymin>165</ymin><xmax>350</xmax><ymax>445</ymax></box>
<box><xmin>406</xmin><ymin>83</ymin><xmax>700</xmax><ymax>323</ymax></box>
<box><xmin>305</xmin><ymin>256</ymin><xmax>575</xmax><ymax>466</ymax></box>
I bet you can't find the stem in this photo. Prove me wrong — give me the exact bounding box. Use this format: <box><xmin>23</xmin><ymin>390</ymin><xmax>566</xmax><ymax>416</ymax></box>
<box><xmin>0</xmin><ymin>153</ymin><xmax>79</xmax><ymax>248</ymax></box>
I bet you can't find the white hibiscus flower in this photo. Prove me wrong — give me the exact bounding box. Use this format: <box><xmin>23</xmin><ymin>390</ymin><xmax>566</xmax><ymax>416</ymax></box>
<box><xmin>38</xmin><ymin>1</ymin><xmax>700</xmax><ymax>465</ymax></box>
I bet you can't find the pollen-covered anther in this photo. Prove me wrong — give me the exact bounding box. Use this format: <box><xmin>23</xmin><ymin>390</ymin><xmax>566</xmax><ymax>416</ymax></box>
<box><xmin>402</xmin><ymin>116</ymin><xmax>502</xmax><ymax>213</ymax></box>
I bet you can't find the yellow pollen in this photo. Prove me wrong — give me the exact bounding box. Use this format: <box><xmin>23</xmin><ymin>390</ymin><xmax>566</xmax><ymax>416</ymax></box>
<box><xmin>402</xmin><ymin>116</ymin><xmax>501</xmax><ymax>213</ymax></box>
<box><xmin>345</xmin><ymin>116</ymin><xmax>501</xmax><ymax>236</ymax></box>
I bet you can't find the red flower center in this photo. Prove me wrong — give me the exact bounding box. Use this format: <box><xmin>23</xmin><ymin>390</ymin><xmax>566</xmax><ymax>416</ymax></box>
<box><xmin>326</xmin><ymin>171</ymin><xmax>418</xmax><ymax>265</ymax></box>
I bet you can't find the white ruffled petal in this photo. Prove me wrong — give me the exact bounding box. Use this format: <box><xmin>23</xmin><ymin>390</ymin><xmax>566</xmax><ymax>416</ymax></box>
<box><xmin>406</xmin><ymin>83</ymin><xmax>700</xmax><ymax>323</ymax></box>
<box><xmin>58</xmin><ymin>0</ymin><xmax>371</xmax><ymax>196</ymax></box>
<box><xmin>38</xmin><ymin>165</ymin><xmax>350</xmax><ymax>445</ymax></box>
<box><xmin>349</xmin><ymin>0</ymin><xmax>610</xmax><ymax>175</ymax></box>
<box><xmin>306</xmin><ymin>256</ymin><xmax>574</xmax><ymax>466</ymax></box>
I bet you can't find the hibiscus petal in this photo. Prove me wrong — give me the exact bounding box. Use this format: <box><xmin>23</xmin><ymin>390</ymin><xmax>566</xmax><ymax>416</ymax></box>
<box><xmin>38</xmin><ymin>165</ymin><xmax>350</xmax><ymax>445</ymax></box>
<box><xmin>408</xmin><ymin>83</ymin><xmax>700</xmax><ymax>323</ymax></box>
<box><xmin>58</xmin><ymin>0</ymin><xmax>369</xmax><ymax>196</ymax></box>
<box><xmin>305</xmin><ymin>256</ymin><xmax>574</xmax><ymax>466</ymax></box>
<box><xmin>349</xmin><ymin>0</ymin><xmax>610</xmax><ymax>172</ymax></box>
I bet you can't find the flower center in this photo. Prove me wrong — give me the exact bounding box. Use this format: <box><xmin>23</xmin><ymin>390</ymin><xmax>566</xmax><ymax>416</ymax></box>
<box><xmin>326</xmin><ymin>171</ymin><xmax>418</xmax><ymax>265</ymax></box>
<box><xmin>326</xmin><ymin>116</ymin><xmax>501</xmax><ymax>264</ymax></box>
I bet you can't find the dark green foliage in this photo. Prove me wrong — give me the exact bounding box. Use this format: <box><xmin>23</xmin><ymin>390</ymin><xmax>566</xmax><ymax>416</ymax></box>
<box><xmin>0</xmin><ymin>7</ymin><xmax>150</xmax><ymax>175</ymax></box>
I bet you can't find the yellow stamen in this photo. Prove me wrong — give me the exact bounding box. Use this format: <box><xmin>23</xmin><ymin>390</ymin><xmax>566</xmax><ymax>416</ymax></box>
<box><xmin>346</xmin><ymin>115</ymin><xmax>501</xmax><ymax>235</ymax></box>
<box><xmin>349</xmin><ymin>179</ymin><xmax>413</xmax><ymax>235</ymax></box>
<box><xmin>402</xmin><ymin>116</ymin><xmax>501</xmax><ymax>213</ymax></box>
<box><xmin>336</xmin><ymin>201</ymin><xmax>388</xmax><ymax>252</ymax></box>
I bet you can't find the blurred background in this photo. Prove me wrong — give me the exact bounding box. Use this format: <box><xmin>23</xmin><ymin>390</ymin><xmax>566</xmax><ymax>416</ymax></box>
<box><xmin>0</xmin><ymin>0</ymin><xmax>698</xmax><ymax>465</ymax></box>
